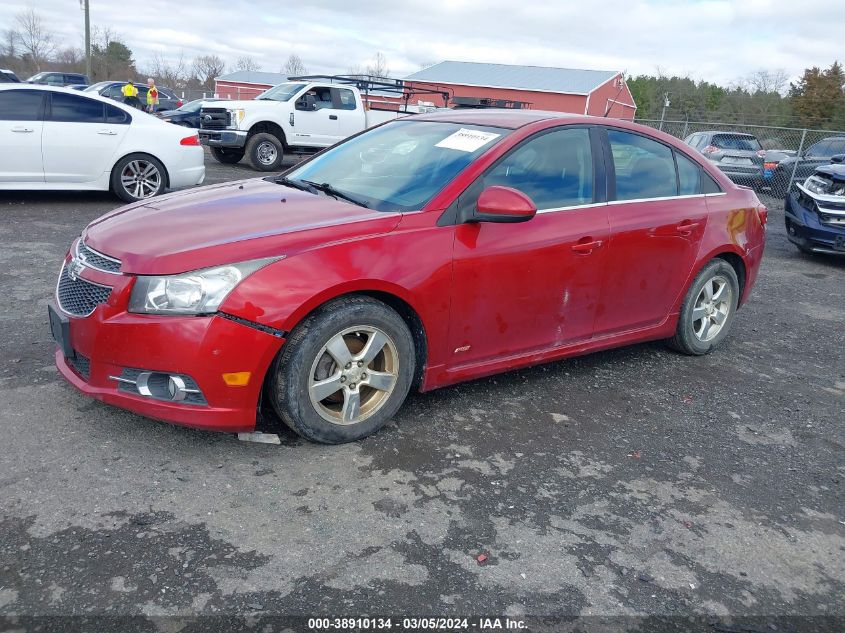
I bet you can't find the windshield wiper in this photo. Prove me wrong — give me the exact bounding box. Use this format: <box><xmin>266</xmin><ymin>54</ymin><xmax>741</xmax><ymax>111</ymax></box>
<box><xmin>300</xmin><ymin>180</ymin><xmax>369</xmax><ymax>208</ymax></box>
<box><xmin>274</xmin><ymin>176</ymin><xmax>317</xmax><ymax>193</ymax></box>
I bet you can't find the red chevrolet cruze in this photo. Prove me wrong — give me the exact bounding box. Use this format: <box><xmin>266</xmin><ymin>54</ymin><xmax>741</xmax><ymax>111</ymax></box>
<box><xmin>50</xmin><ymin>110</ymin><xmax>765</xmax><ymax>443</ymax></box>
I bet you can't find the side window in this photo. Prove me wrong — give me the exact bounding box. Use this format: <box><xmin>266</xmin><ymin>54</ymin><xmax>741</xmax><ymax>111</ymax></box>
<box><xmin>608</xmin><ymin>129</ymin><xmax>677</xmax><ymax>200</ymax></box>
<box><xmin>103</xmin><ymin>85</ymin><xmax>122</xmax><ymax>98</ymax></box>
<box><xmin>828</xmin><ymin>140</ymin><xmax>845</xmax><ymax>156</ymax></box>
<box><xmin>45</xmin><ymin>74</ymin><xmax>64</xmax><ymax>86</ymax></box>
<box><xmin>49</xmin><ymin>92</ymin><xmax>104</xmax><ymax>123</ymax></box>
<box><xmin>334</xmin><ymin>88</ymin><xmax>357</xmax><ymax>110</ymax></box>
<box><xmin>675</xmin><ymin>152</ymin><xmax>701</xmax><ymax>195</ymax></box>
<box><xmin>0</xmin><ymin>90</ymin><xmax>44</xmax><ymax>121</ymax></box>
<box><xmin>701</xmin><ymin>171</ymin><xmax>722</xmax><ymax>194</ymax></box>
<box><xmin>479</xmin><ymin>127</ymin><xmax>594</xmax><ymax>210</ymax></box>
<box><xmin>312</xmin><ymin>87</ymin><xmax>334</xmax><ymax>109</ymax></box>
<box><xmin>105</xmin><ymin>103</ymin><xmax>130</xmax><ymax>124</ymax></box>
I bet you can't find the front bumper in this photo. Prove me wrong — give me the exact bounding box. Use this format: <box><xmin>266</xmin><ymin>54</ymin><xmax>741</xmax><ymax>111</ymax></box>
<box><xmin>51</xmin><ymin>262</ymin><xmax>284</xmax><ymax>432</ymax></box>
<box><xmin>198</xmin><ymin>129</ymin><xmax>248</xmax><ymax>148</ymax></box>
<box><xmin>784</xmin><ymin>191</ymin><xmax>845</xmax><ymax>255</ymax></box>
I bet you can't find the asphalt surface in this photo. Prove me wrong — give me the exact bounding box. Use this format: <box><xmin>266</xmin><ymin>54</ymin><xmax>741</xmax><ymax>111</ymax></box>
<box><xmin>0</xmin><ymin>151</ymin><xmax>843</xmax><ymax>632</ymax></box>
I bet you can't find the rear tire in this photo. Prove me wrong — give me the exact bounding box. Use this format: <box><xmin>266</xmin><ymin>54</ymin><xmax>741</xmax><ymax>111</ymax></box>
<box><xmin>210</xmin><ymin>147</ymin><xmax>245</xmax><ymax>165</ymax></box>
<box><xmin>246</xmin><ymin>132</ymin><xmax>284</xmax><ymax>171</ymax></box>
<box><xmin>667</xmin><ymin>259</ymin><xmax>740</xmax><ymax>356</ymax></box>
<box><xmin>111</xmin><ymin>154</ymin><xmax>166</xmax><ymax>203</ymax></box>
<box><xmin>270</xmin><ymin>296</ymin><xmax>415</xmax><ymax>444</ymax></box>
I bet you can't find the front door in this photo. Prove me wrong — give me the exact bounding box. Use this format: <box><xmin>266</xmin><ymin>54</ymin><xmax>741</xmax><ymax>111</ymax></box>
<box><xmin>594</xmin><ymin>128</ymin><xmax>708</xmax><ymax>335</ymax></box>
<box><xmin>0</xmin><ymin>89</ymin><xmax>45</xmax><ymax>183</ymax></box>
<box><xmin>448</xmin><ymin>126</ymin><xmax>610</xmax><ymax>368</ymax></box>
<box><xmin>292</xmin><ymin>86</ymin><xmax>339</xmax><ymax>147</ymax></box>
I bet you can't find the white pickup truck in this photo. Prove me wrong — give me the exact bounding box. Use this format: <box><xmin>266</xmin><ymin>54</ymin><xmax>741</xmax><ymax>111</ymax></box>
<box><xmin>199</xmin><ymin>80</ymin><xmax>437</xmax><ymax>171</ymax></box>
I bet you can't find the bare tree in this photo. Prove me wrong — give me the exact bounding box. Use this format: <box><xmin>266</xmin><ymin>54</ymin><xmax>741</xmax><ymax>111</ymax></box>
<box><xmin>744</xmin><ymin>69</ymin><xmax>789</xmax><ymax>95</ymax></box>
<box><xmin>235</xmin><ymin>56</ymin><xmax>260</xmax><ymax>72</ymax></box>
<box><xmin>346</xmin><ymin>64</ymin><xmax>364</xmax><ymax>77</ymax></box>
<box><xmin>148</xmin><ymin>50</ymin><xmax>188</xmax><ymax>88</ymax></box>
<box><xmin>2</xmin><ymin>29</ymin><xmax>18</xmax><ymax>58</ymax></box>
<box><xmin>366</xmin><ymin>52</ymin><xmax>390</xmax><ymax>79</ymax></box>
<box><xmin>192</xmin><ymin>54</ymin><xmax>225</xmax><ymax>90</ymax></box>
<box><xmin>283</xmin><ymin>53</ymin><xmax>306</xmax><ymax>77</ymax></box>
<box><xmin>14</xmin><ymin>7</ymin><xmax>55</xmax><ymax>72</ymax></box>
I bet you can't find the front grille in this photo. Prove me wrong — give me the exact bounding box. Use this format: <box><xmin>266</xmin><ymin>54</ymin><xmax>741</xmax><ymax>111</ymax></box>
<box><xmin>200</xmin><ymin>108</ymin><xmax>231</xmax><ymax>130</ymax></box>
<box><xmin>77</xmin><ymin>241</ymin><xmax>121</xmax><ymax>274</ymax></box>
<box><xmin>68</xmin><ymin>353</ymin><xmax>91</xmax><ymax>380</ymax></box>
<box><xmin>116</xmin><ymin>368</ymin><xmax>207</xmax><ymax>406</ymax></box>
<box><xmin>56</xmin><ymin>264</ymin><xmax>112</xmax><ymax>317</ymax></box>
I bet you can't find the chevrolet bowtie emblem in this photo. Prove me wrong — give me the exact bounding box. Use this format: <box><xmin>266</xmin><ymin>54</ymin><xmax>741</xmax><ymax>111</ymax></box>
<box><xmin>68</xmin><ymin>258</ymin><xmax>85</xmax><ymax>281</ymax></box>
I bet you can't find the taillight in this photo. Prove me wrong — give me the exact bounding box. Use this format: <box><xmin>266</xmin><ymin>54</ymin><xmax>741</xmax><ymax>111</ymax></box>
<box><xmin>180</xmin><ymin>134</ymin><xmax>200</xmax><ymax>146</ymax></box>
<box><xmin>757</xmin><ymin>204</ymin><xmax>768</xmax><ymax>226</ymax></box>
<box><xmin>702</xmin><ymin>145</ymin><xmax>718</xmax><ymax>154</ymax></box>
<box><xmin>764</xmin><ymin>162</ymin><xmax>778</xmax><ymax>171</ymax></box>
<box><xmin>176</xmin><ymin>99</ymin><xmax>183</xmax><ymax>107</ymax></box>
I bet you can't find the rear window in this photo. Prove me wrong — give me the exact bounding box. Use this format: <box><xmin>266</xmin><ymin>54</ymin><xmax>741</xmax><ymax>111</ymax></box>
<box><xmin>712</xmin><ymin>134</ymin><xmax>761</xmax><ymax>152</ymax></box>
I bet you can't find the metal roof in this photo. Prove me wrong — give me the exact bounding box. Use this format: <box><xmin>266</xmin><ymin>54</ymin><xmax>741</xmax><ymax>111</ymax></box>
<box><xmin>405</xmin><ymin>61</ymin><xmax>619</xmax><ymax>96</ymax></box>
<box><xmin>216</xmin><ymin>71</ymin><xmax>289</xmax><ymax>85</ymax></box>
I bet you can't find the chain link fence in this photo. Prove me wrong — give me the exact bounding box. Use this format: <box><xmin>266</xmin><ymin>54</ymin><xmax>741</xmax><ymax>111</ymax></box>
<box><xmin>636</xmin><ymin>118</ymin><xmax>845</xmax><ymax>195</ymax></box>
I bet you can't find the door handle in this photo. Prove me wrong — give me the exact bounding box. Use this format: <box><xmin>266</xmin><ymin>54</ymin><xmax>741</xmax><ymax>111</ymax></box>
<box><xmin>329</xmin><ymin>114</ymin><xmax>338</xmax><ymax>120</ymax></box>
<box><xmin>571</xmin><ymin>238</ymin><xmax>604</xmax><ymax>254</ymax></box>
<box><xmin>676</xmin><ymin>220</ymin><xmax>701</xmax><ymax>236</ymax></box>
<box><xmin>11</xmin><ymin>126</ymin><xmax>34</xmax><ymax>133</ymax></box>
<box><xmin>97</xmin><ymin>129</ymin><xmax>118</xmax><ymax>136</ymax></box>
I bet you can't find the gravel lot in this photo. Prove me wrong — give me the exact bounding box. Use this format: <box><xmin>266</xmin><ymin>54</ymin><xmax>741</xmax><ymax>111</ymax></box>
<box><xmin>0</xmin><ymin>151</ymin><xmax>843</xmax><ymax>631</ymax></box>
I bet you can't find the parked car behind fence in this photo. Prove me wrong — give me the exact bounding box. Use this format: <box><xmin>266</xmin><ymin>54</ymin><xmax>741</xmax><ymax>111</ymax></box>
<box><xmin>639</xmin><ymin>119</ymin><xmax>845</xmax><ymax>198</ymax></box>
<box><xmin>83</xmin><ymin>81</ymin><xmax>182</xmax><ymax>112</ymax></box>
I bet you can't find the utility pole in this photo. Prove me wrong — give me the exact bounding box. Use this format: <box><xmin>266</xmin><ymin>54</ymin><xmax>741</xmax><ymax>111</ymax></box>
<box><xmin>659</xmin><ymin>92</ymin><xmax>670</xmax><ymax>131</ymax></box>
<box><xmin>80</xmin><ymin>0</ymin><xmax>91</xmax><ymax>79</ymax></box>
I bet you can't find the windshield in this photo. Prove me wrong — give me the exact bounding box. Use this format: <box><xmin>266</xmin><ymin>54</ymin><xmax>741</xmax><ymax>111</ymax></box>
<box><xmin>83</xmin><ymin>82</ymin><xmax>112</xmax><ymax>92</ymax></box>
<box><xmin>256</xmin><ymin>82</ymin><xmax>306</xmax><ymax>102</ymax></box>
<box><xmin>27</xmin><ymin>72</ymin><xmax>48</xmax><ymax>82</ymax></box>
<box><xmin>284</xmin><ymin>120</ymin><xmax>509</xmax><ymax>212</ymax></box>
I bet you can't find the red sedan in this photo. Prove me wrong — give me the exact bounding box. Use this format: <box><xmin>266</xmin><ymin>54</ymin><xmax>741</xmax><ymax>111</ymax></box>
<box><xmin>50</xmin><ymin>110</ymin><xmax>766</xmax><ymax>443</ymax></box>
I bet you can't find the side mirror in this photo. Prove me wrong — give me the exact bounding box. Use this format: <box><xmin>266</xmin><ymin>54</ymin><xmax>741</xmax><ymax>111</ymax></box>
<box><xmin>830</xmin><ymin>154</ymin><xmax>845</xmax><ymax>164</ymax></box>
<box><xmin>473</xmin><ymin>186</ymin><xmax>537</xmax><ymax>223</ymax></box>
<box><xmin>296</xmin><ymin>95</ymin><xmax>317</xmax><ymax>111</ymax></box>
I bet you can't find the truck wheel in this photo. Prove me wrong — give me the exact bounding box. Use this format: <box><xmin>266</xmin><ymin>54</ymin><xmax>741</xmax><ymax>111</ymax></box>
<box><xmin>246</xmin><ymin>133</ymin><xmax>284</xmax><ymax>171</ymax></box>
<box><xmin>210</xmin><ymin>147</ymin><xmax>245</xmax><ymax>165</ymax></box>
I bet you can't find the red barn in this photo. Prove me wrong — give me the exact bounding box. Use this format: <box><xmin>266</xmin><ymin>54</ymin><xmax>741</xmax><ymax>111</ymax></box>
<box><xmin>404</xmin><ymin>61</ymin><xmax>636</xmax><ymax>119</ymax></box>
<box><xmin>214</xmin><ymin>71</ymin><xmax>288</xmax><ymax>100</ymax></box>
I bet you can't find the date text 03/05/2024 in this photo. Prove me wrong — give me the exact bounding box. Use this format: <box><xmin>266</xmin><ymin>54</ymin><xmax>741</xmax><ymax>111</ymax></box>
<box><xmin>307</xmin><ymin>617</ymin><xmax>527</xmax><ymax>630</ymax></box>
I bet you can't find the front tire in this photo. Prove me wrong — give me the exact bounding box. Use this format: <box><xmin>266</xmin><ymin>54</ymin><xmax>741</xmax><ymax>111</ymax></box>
<box><xmin>246</xmin><ymin>132</ymin><xmax>284</xmax><ymax>171</ymax></box>
<box><xmin>667</xmin><ymin>259</ymin><xmax>740</xmax><ymax>355</ymax></box>
<box><xmin>270</xmin><ymin>296</ymin><xmax>415</xmax><ymax>444</ymax></box>
<box><xmin>210</xmin><ymin>147</ymin><xmax>245</xmax><ymax>165</ymax></box>
<box><xmin>111</xmin><ymin>154</ymin><xmax>166</xmax><ymax>203</ymax></box>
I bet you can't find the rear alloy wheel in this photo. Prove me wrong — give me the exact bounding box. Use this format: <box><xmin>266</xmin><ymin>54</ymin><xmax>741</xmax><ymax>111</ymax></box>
<box><xmin>246</xmin><ymin>132</ymin><xmax>284</xmax><ymax>171</ymax></box>
<box><xmin>210</xmin><ymin>147</ymin><xmax>245</xmax><ymax>165</ymax></box>
<box><xmin>270</xmin><ymin>296</ymin><xmax>415</xmax><ymax>444</ymax></box>
<box><xmin>111</xmin><ymin>154</ymin><xmax>165</xmax><ymax>202</ymax></box>
<box><xmin>667</xmin><ymin>259</ymin><xmax>740</xmax><ymax>355</ymax></box>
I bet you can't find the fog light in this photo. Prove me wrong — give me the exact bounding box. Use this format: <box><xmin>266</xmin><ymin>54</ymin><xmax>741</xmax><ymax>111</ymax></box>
<box><xmin>222</xmin><ymin>371</ymin><xmax>251</xmax><ymax>386</ymax></box>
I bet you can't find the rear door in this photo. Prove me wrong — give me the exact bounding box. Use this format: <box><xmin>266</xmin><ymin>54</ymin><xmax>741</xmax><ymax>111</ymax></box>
<box><xmin>594</xmin><ymin>128</ymin><xmax>709</xmax><ymax>335</ymax></box>
<box><xmin>0</xmin><ymin>89</ymin><xmax>45</xmax><ymax>183</ymax></box>
<box><xmin>331</xmin><ymin>87</ymin><xmax>365</xmax><ymax>140</ymax></box>
<box><xmin>42</xmin><ymin>91</ymin><xmax>130</xmax><ymax>183</ymax></box>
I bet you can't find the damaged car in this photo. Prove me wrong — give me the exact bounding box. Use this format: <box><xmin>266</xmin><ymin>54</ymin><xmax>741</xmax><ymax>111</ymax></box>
<box><xmin>785</xmin><ymin>155</ymin><xmax>845</xmax><ymax>255</ymax></box>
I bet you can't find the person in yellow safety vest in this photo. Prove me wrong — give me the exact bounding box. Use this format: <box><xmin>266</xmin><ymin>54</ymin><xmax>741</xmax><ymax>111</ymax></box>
<box><xmin>145</xmin><ymin>77</ymin><xmax>159</xmax><ymax>113</ymax></box>
<box><xmin>121</xmin><ymin>81</ymin><xmax>141</xmax><ymax>109</ymax></box>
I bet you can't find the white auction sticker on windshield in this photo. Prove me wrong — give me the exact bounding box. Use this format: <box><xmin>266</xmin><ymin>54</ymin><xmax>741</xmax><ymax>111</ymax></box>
<box><xmin>435</xmin><ymin>128</ymin><xmax>500</xmax><ymax>152</ymax></box>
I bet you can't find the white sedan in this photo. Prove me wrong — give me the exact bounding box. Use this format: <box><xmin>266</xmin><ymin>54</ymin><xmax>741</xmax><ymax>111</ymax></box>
<box><xmin>0</xmin><ymin>84</ymin><xmax>205</xmax><ymax>202</ymax></box>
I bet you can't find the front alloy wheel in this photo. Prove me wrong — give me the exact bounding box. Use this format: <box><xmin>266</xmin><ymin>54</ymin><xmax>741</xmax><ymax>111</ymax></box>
<box><xmin>270</xmin><ymin>296</ymin><xmax>415</xmax><ymax>444</ymax></box>
<box><xmin>308</xmin><ymin>327</ymin><xmax>398</xmax><ymax>425</ymax></box>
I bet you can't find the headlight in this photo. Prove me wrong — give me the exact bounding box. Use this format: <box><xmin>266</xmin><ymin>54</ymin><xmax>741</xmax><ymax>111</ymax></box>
<box><xmin>230</xmin><ymin>109</ymin><xmax>246</xmax><ymax>128</ymax></box>
<box><xmin>128</xmin><ymin>257</ymin><xmax>278</xmax><ymax>315</ymax></box>
<box><xmin>803</xmin><ymin>175</ymin><xmax>831</xmax><ymax>196</ymax></box>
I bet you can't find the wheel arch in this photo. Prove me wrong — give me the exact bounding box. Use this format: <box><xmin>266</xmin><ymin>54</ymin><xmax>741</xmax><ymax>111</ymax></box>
<box><xmin>675</xmin><ymin>247</ymin><xmax>749</xmax><ymax>313</ymax></box>
<box><xmin>110</xmin><ymin>151</ymin><xmax>170</xmax><ymax>190</ymax></box>
<box><xmin>280</xmin><ymin>285</ymin><xmax>429</xmax><ymax>390</ymax></box>
<box><xmin>247</xmin><ymin>121</ymin><xmax>288</xmax><ymax>147</ymax></box>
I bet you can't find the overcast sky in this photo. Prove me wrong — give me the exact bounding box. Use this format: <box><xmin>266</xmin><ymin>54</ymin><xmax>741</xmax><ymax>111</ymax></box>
<box><xmin>2</xmin><ymin>0</ymin><xmax>842</xmax><ymax>86</ymax></box>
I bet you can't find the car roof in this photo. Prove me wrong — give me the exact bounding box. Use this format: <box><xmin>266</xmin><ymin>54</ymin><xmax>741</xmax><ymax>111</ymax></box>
<box><xmin>0</xmin><ymin>82</ymin><xmax>132</xmax><ymax>107</ymax></box>
<box><xmin>699</xmin><ymin>131</ymin><xmax>758</xmax><ymax>137</ymax></box>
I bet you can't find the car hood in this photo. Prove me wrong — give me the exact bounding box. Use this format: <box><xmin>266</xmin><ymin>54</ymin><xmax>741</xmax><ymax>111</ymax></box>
<box><xmin>83</xmin><ymin>179</ymin><xmax>402</xmax><ymax>275</ymax></box>
<box><xmin>816</xmin><ymin>163</ymin><xmax>845</xmax><ymax>182</ymax></box>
